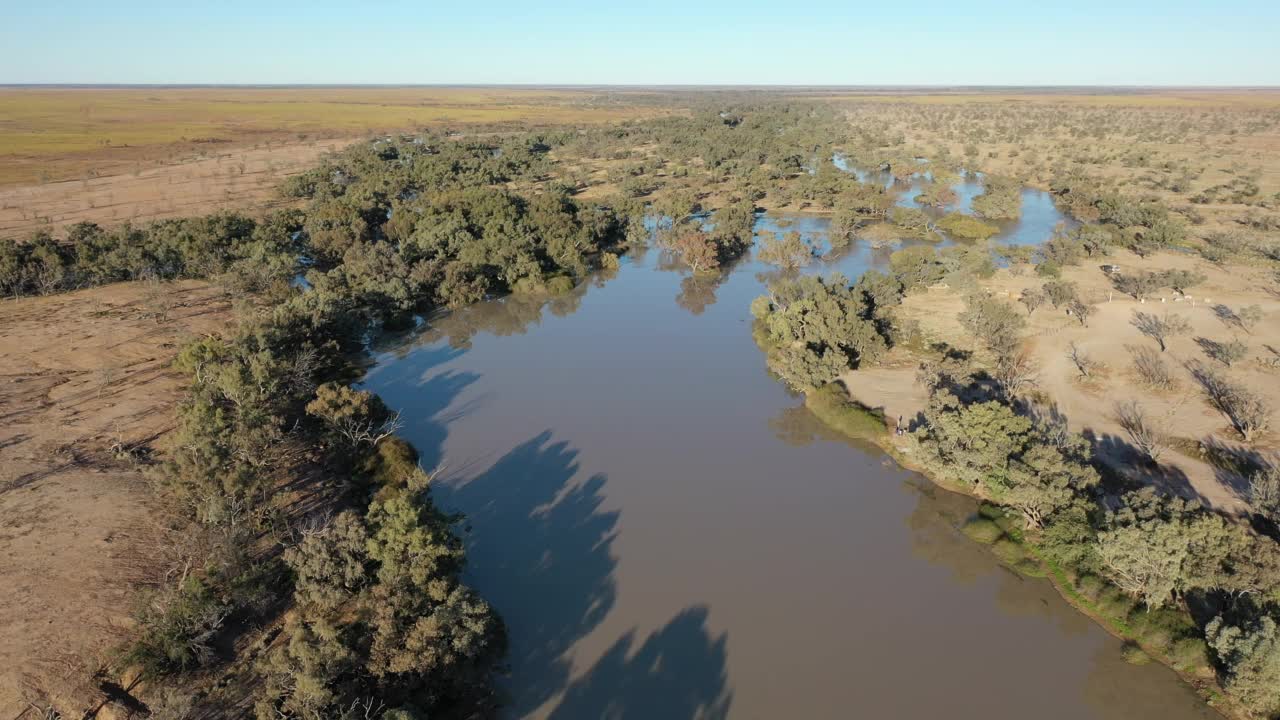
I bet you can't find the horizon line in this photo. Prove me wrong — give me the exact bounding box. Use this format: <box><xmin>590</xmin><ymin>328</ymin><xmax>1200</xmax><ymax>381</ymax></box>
<box><xmin>2</xmin><ymin>83</ymin><xmax>1279</xmax><ymax>91</ymax></box>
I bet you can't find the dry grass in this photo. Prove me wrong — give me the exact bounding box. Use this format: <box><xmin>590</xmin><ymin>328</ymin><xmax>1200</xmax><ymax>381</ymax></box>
<box><xmin>0</xmin><ymin>86</ymin><xmax>672</xmax><ymax>187</ymax></box>
<box><xmin>821</xmin><ymin>90</ymin><xmax>1280</xmax><ymax>108</ymax></box>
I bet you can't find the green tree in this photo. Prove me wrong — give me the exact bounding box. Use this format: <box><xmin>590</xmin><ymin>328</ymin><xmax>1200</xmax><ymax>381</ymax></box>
<box><xmin>972</xmin><ymin>175</ymin><xmax>1022</xmax><ymax>219</ymax></box>
<box><xmin>959</xmin><ymin>293</ymin><xmax>1026</xmax><ymax>358</ymax></box>
<box><xmin>306</xmin><ymin>383</ymin><xmax>402</xmax><ymax>452</ymax></box>
<box><xmin>673</xmin><ymin>229</ymin><xmax>720</xmax><ymax>274</ymax></box>
<box><xmin>756</xmin><ymin>230</ymin><xmax>813</xmax><ymax>270</ymax></box>
<box><xmin>1206</xmin><ymin>613</ymin><xmax>1280</xmax><ymax>718</ymax></box>
<box><xmin>752</xmin><ymin>273</ymin><xmax>893</xmax><ymax>391</ymax></box>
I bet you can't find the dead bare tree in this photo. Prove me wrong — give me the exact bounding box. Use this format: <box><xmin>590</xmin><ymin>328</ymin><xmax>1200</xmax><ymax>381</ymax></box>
<box><xmin>1068</xmin><ymin>299</ymin><xmax>1094</xmax><ymax>327</ymax></box>
<box><xmin>1067</xmin><ymin>341</ymin><xmax>1098</xmax><ymax>379</ymax></box>
<box><xmin>1128</xmin><ymin>344</ymin><xmax>1175</xmax><ymax>389</ymax></box>
<box><xmin>1114</xmin><ymin>399</ymin><xmax>1167</xmax><ymax>463</ymax></box>
<box><xmin>1188</xmin><ymin>361</ymin><xmax>1273</xmax><ymax>442</ymax></box>
<box><xmin>994</xmin><ymin>348</ymin><xmax>1038</xmax><ymax>398</ymax></box>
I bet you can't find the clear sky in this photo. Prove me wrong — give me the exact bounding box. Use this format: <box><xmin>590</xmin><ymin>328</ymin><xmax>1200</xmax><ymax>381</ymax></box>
<box><xmin>2</xmin><ymin>0</ymin><xmax>1277</xmax><ymax>86</ymax></box>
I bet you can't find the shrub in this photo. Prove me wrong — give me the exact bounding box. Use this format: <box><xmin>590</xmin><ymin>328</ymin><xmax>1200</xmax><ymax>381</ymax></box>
<box><xmin>1113</xmin><ymin>271</ymin><xmax>1163</xmax><ymax>300</ymax></box>
<box><xmin>1249</xmin><ymin>465</ymin><xmax>1280</xmax><ymax>525</ymax></box>
<box><xmin>756</xmin><ymin>230</ymin><xmax>813</xmax><ymax>270</ymax></box>
<box><xmin>1169</xmin><ymin>637</ymin><xmax>1209</xmax><ymax>672</ymax></box>
<box><xmin>803</xmin><ymin>382</ymin><xmax>887</xmax><ymax>441</ymax></box>
<box><xmin>1128</xmin><ymin>344</ymin><xmax>1175</xmax><ymax>388</ymax></box>
<box><xmin>938</xmin><ymin>212</ymin><xmax>1000</xmax><ymax>240</ymax></box>
<box><xmin>1200</xmin><ymin>337</ymin><xmax>1249</xmax><ymax>367</ymax></box>
<box><xmin>1096</xmin><ymin>585</ymin><xmax>1137</xmax><ymax>619</ymax></box>
<box><xmin>972</xmin><ymin>176</ymin><xmax>1022</xmax><ymax>219</ymax></box>
<box><xmin>1035</xmin><ymin>260</ymin><xmax>1062</xmax><ymax>278</ymax></box>
<box><xmin>889</xmin><ymin>245</ymin><xmax>945</xmax><ymax>289</ymax></box>
<box><xmin>1128</xmin><ymin>607</ymin><xmax>1193</xmax><ymax>654</ymax></box>
<box><xmin>1018</xmin><ymin>287</ymin><xmax>1045</xmax><ymax>316</ymax></box>
<box><xmin>1189</xmin><ymin>363</ymin><xmax>1273</xmax><ymax>441</ymax></box>
<box><xmin>992</xmin><ymin>537</ymin><xmax>1045</xmax><ymax>576</ymax></box>
<box><xmin>1075</xmin><ymin>574</ymin><xmax>1105</xmax><ymax>602</ymax></box>
<box><xmin>961</xmin><ymin>517</ymin><xmax>1005</xmax><ymax>545</ymax></box>
<box><xmin>306</xmin><ymin>383</ymin><xmax>402</xmax><ymax>454</ymax></box>
<box><xmin>1043</xmin><ymin>280</ymin><xmax>1077</xmax><ymax>307</ymax></box>
<box><xmin>1121</xmin><ymin>643</ymin><xmax>1152</xmax><ymax>665</ymax></box>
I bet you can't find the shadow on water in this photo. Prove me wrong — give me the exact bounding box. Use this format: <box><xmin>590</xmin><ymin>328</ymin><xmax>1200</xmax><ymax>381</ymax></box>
<box><xmin>368</xmin><ymin>286</ymin><xmax>735</xmax><ymax>718</ymax></box>
<box><xmin>548</xmin><ymin>606</ymin><xmax>733</xmax><ymax>720</ymax></box>
<box><xmin>431</xmin><ymin>432</ymin><xmax>620</xmax><ymax>715</ymax></box>
<box><xmin>433</xmin><ymin>432</ymin><xmax>733</xmax><ymax>719</ymax></box>
<box><xmin>672</xmin><ymin>252</ymin><xmax>751</xmax><ymax>316</ymax></box>
<box><xmin>903</xmin><ymin>476</ymin><xmax>991</xmax><ymax>586</ymax></box>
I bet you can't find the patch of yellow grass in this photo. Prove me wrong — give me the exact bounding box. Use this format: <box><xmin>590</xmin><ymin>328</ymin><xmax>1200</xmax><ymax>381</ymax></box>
<box><xmin>0</xmin><ymin>88</ymin><xmax>660</xmax><ymax>158</ymax></box>
<box><xmin>822</xmin><ymin>91</ymin><xmax>1280</xmax><ymax>108</ymax></box>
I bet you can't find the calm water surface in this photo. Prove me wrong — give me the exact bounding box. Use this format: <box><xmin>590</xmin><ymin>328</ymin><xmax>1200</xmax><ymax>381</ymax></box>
<box><xmin>361</xmin><ymin>185</ymin><xmax>1216</xmax><ymax>719</ymax></box>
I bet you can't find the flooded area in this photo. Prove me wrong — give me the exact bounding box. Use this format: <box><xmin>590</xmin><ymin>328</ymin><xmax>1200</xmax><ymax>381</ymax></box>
<box><xmin>831</xmin><ymin>153</ymin><xmax>1077</xmax><ymax>248</ymax></box>
<box><xmin>361</xmin><ymin>180</ymin><xmax>1217</xmax><ymax>718</ymax></box>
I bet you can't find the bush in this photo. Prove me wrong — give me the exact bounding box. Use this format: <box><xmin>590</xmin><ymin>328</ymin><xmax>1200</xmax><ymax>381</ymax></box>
<box><xmin>938</xmin><ymin>212</ymin><xmax>1000</xmax><ymax>240</ymax></box>
<box><xmin>889</xmin><ymin>245</ymin><xmax>945</xmax><ymax>289</ymax></box>
<box><xmin>1189</xmin><ymin>363</ymin><xmax>1273</xmax><ymax>441</ymax></box>
<box><xmin>1121</xmin><ymin>643</ymin><xmax>1152</xmax><ymax>665</ymax></box>
<box><xmin>1035</xmin><ymin>260</ymin><xmax>1062</xmax><ymax>278</ymax></box>
<box><xmin>1127</xmin><ymin>607</ymin><xmax>1193</xmax><ymax>654</ymax></box>
<box><xmin>992</xmin><ymin>537</ymin><xmax>1045</xmax><ymax>576</ymax></box>
<box><xmin>756</xmin><ymin>230</ymin><xmax>814</xmax><ymax>270</ymax></box>
<box><xmin>1096</xmin><ymin>585</ymin><xmax>1137</xmax><ymax>620</ymax></box>
<box><xmin>1075</xmin><ymin>574</ymin><xmax>1105</xmax><ymax>602</ymax></box>
<box><xmin>123</xmin><ymin>575</ymin><xmax>231</xmax><ymax>674</ymax></box>
<box><xmin>991</xmin><ymin>537</ymin><xmax>1028</xmax><ymax>564</ymax></box>
<box><xmin>1043</xmin><ymin>280</ymin><xmax>1077</xmax><ymax>307</ymax></box>
<box><xmin>972</xmin><ymin>176</ymin><xmax>1022</xmax><ymax>220</ymax></box>
<box><xmin>961</xmin><ymin>517</ymin><xmax>1005</xmax><ymax>544</ymax></box>
<box><xmin>1170</xmin><ymin>637</ymin><xmax>1209</xmax><ymax>671</ymax></box>
<box><xmin>803</xmin><ymin>382</ymin><xmax>887</xmax><ymax>441</ymax></box>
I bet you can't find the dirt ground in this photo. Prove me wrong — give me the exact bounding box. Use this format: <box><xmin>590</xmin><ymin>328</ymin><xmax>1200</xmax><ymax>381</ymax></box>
<box><xmin>0</xmin><ymin>138</ymin><xmax>355</xmax><ymax>237</ymax></box>
<box><xmin>846</xmin><ymin>250</ymin><xmax>1280</xmax><ymax>514</ymax></box>
<box><xmin>832</xmin><ymin>91</ymin><xmax>1280</xmax><ymax>242</ymax></box>
<box><xmin>0</xmin><ymin>280</ymin><xmax>230</xmax><ymax>713</ymax></box>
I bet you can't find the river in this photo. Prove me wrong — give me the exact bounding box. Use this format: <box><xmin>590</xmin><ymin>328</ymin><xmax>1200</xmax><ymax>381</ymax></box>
<box><xmin>360</xmin><ymin>177</ymin><xmax>1218</xmax><ymax>719</ymax></box>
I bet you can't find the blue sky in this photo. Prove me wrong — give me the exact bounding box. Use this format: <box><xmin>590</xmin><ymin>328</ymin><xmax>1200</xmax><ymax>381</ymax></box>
<box><xmin>2</xmin><ymin>0</ymin><xmax>1277</xmax><ymax>85</ymax></box>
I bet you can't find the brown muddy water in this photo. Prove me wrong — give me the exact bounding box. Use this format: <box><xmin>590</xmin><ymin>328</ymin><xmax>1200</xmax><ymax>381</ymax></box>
<box><xmin>362</xmin><ymin>199</ymin><xmax>1219</xmax><ymax>719</ymax></box>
